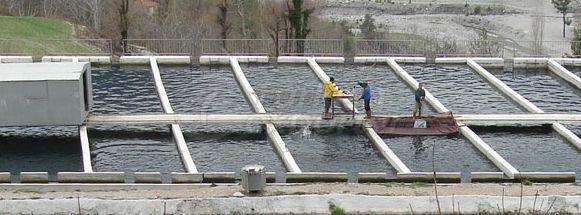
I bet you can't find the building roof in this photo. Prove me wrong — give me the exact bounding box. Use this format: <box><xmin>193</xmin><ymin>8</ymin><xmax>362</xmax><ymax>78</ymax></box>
<box><xmin>0</xmin><ymin>62</ymin><xmax>88</xmax><ymax>82</ymax></box>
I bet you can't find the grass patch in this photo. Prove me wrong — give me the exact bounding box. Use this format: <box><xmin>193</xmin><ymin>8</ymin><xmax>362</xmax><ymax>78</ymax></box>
<box><xmin>330</xmin><ymin>206</ymin><xmax>347</xmax><ymax>215</ymax></box>
<box><xmin>383</xmin><ymin>182</ymin><xmax>399</xmax><ymax>188</ymax></box>
<box><xmin>13</xmin><ymin>189</ymin><xmax>45</xmax><ymax>194</ymax></box>
<box><xmin>0</xmin><ymin>16</ymin><xmax>101</xmax><ymax>57</ymax></box>
<box><xmin>407</xmin><ymin>182</ymin><xmax>430</xmax><ymax>189</ymax></box>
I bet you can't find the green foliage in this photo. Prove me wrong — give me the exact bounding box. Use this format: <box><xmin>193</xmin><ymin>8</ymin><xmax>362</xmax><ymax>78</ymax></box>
<box><xmin>473</xmin><ymin>5</ymin><xmax>482</xmax><ymax>15</ymax></box>
<box><xmin>552</xmin><ymin>0</ymin><xmax>572</xmax><ymax>15</ymax></box>
<box><xmin>360</xmin><ymin>14</ymin><xmax>377</xmax><ymax>39</ymax></box>
<box><xmin>408</xmin><ymin>182</ymin><xmax>429</xmax><ymax>189</ymax></box>
<box><xmin>330</xmin><ymin>206</ymin><xmax>347</xmax><ymax>215</ymax></box>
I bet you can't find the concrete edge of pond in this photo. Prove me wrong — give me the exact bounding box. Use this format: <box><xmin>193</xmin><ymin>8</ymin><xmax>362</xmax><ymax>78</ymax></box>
<box><xmin>0</xmin><ymin>194</ymin><xmax>579</xmax><ymax>215</ymax></box>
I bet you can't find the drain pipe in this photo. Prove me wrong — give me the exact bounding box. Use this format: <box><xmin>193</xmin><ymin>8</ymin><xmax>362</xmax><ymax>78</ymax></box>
<box><xmin>150</xmin><ymin>57</ymin><xmax>198</xmax><ymax>173</ymax></box>
<box><xmin>468</xmin><ymin>59</ymin><xmax>581</xmax><ymax>151</ymax></box>
<box><xmin>307</xmin><ymin>57</ymin><xmax>411</xmax><ymax>173</ymax></box>
<box><xmin>389</xmin><ymin>58</ymin><xmax>519</xmax><ymax>179</ymax></box>
<box><xmin>229</xmin><ymin>57</ymin><xmax>302</xmax><ymax>173</ymax></box>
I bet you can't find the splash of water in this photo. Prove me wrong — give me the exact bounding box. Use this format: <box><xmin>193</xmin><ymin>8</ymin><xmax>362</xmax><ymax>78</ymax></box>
<box><xmin>301</xmin><ymin>125</ymin><xmax>311</xmax><ymax>139</ymax></box>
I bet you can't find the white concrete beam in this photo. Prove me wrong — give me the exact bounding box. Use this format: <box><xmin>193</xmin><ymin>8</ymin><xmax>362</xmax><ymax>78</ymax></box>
<box><xmin>363</xmin><ymin>127</ymin><xmax>411</xmax><ymax>173</ymax></box>
<box><xmin>387</xmin><ymin>58</ymin><xmax>449</xmax><ymax>113</ymax></box>
<box><xmin>467</xmin><ymin>59</ymin><xmax>544</xmax><ymax>113</ymax></box>
<box><xmin>458</xmin><ymin>126</ymin><xmax>519</xmax><ymax>178</ymax></box>
<box><xmin>230</xmin><ymin>57</ymin><xmax>302</xmax><ymax>173</ymax></box>
<box><xmin>551</xmin><ymin>58</ymin><xmax>581</xmax><ymax>67</ymax></box>
<box><xmin>78</xmin><ymin>126</ymin><xmax>93</xmax><ymax>173</ymax></box>
<box><xmin>149</xmin><ymin>57</ymin><xmax>198</xmax><ymax>173</ymax></box>
<box><xmin>547</xmin><ymin>59</ymin><xmax>581</xmax><ymax>90</ymax></box>
<box><xmin>277</xmin><ymin>56</ymin><xmax>344</xmax><ymax>64</ymax></box>
<box><xmin>552</xmin><ymin>123</ymin><xmax>581</xmax><ymax>150</ymax></box>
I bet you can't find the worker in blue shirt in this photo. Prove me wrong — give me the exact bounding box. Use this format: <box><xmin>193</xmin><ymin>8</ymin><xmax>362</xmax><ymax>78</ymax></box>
<box><xmin>358</xmin><ymin>81</ymin><xmax>372</xmax><ymax>119</ymax></box>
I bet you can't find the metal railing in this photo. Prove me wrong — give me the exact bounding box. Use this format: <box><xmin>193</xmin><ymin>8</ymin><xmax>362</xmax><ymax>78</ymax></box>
<box><xmin>279</xmin><ymin>39</ymin><xmax>343</xmax><ymax>57</ymax></box>
<box><xmin>2</xmin><ymin>38</ymin><xmax>581</xmax><ymax>59</ymax></box>
<box><xmin>0</xmin><ymin>39</ymin><xmax>112</xmax><ymax>57</ymax></box>
<box><xmin>201</xmin><ymin>39</ymin><xmax>272</xmax><ymax>56</ymax></box>
<box><xmin>123</xmin><ymin>39</ymin><xmax>195</xmax><ymax>56</ymax></box>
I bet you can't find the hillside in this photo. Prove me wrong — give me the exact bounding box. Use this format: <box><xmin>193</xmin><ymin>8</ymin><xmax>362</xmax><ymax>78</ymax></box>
<box><xmin>0</xmin><ymin>16</ymin><xmax>103</xmax><ymax>57</ymax></box>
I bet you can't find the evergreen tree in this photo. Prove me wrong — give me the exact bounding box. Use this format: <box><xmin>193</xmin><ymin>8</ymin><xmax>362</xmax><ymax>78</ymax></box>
<box><xmin>552</xmin><ymin>0</ymin><xmax>572</xmax><ymax>38</ymax></box>
<box><xmin>287</xmin><ymin>0</ymin><xmax>314</xmax><ymax>54</ymax></box>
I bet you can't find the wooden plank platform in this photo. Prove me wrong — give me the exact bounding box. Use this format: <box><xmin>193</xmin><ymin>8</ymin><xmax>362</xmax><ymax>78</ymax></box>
<box><xmin>85</xmin><ymin>113</ymin><xmax>581</xmax><ymax>126</ymax></box>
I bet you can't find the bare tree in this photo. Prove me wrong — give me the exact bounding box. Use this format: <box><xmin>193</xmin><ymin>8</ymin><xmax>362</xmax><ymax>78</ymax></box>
<box><xmin>264</xmin><ymin>1</ymin><xmax>286</xmax><ymax>57</ymax></box>
<box><xmin>118</xmin><ymin>0</ymin><xmax>130</xmax><ymax>52</ymax></box>
<box><xmin>217</xmin><ymin>0</ymin><xmax>232</xmax><ymax>50</ymax></box>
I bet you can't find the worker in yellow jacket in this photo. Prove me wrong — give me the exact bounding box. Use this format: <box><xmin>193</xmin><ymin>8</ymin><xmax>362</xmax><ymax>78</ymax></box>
<box><xmin>322</xmin><ymin>77</ymin><xmax>339</xmax><ymax>118</ymax></box>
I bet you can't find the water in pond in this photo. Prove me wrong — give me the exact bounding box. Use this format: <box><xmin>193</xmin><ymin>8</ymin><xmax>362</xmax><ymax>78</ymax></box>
<box><xmin>382</xmin><ymin>134</ymin><xmax>498</xmax><ymax>172</ymax></box>
<box><xmin>242</xmin><ymin>64</ymin><xmax>322</xmax><ymax>113</ymax></box>
<box><xmin>402</xmin><ymin>65</ymin><xmax>523</xmax><ymax>114</ymax></box>
<box><xmin>91</xmin><ymin>66</ymin><xmax>162</xmax><ymax>114</ymax></box>
<box><xmin>89</xmin><ymin>125</ymin><xmax>184</xmax><ymax>173</ymax></box>
<box><xmin>0</xmin><ymin>126</ymin><xmax>81</xmax><ymax>173</ymax></box>
<box><xmin>474</xmin><ymin>126</ymin><xmax>581</xmax><ymax>173</ymax></box>
<box><xmin>490</xmin><ymin>69</ymin><xmax>581</xmax><ymax>113</ymax></box>
<box><xmin>182</xmin><ymin>124</ymin><xmax>285</xmax><ymax>173</ymax></box>
<box><xmin>160</xmin><ymin>66</ymin><xmax>251</xmax><ymax>113</ymax></box>
<box><xmin>279</xmin><ymin>126</ymin><xmax>396</xmax><ymax>173</ymax></box>
<box><xmin>322</xmin><ymin>64</ymin><xmax>435</xmax><ymax>115</ymax></box>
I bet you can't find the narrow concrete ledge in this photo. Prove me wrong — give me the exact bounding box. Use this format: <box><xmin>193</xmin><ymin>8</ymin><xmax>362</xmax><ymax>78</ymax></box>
<box><xmin>396</xmin><ymin>172</ymin><xmax>461</xmax><ymax>183</ymax></box>
<box><xmin>516</xmin><ymin>172</ymin><xmax>576</xmax><ymax>183</ymax></box>
<box><xmin>78</xmin><ymin>126</ymin><xmax>93</xmax><ymax>173</ymax></box>
<box><xmin>265</xmin><ymin>172</ymin><xmax>276</xmax><ymax>183</ymax></box>
<box><xmin>200</xmin><ymin>56</ymin><xmax>269</xmax><ymax>65</ymax></box>
<box><xmin>41</xmin><ymin>56</ymin><xmax>111</xmax><ymax>64</ymax></box>
<box><xmin>134</xmin><ymin>172</ymin><xmax>162</xmax><ymax>184</ymax></box>
<box><xmin>278</xmin><ymin>56</ymin><xmax>344</xmax><ymax>64</ymax></box>
<box><xmin>170</xmin><ymin>172</ymin><xmax>203</xmax><ymax>183</ymax></box>
<box><xmin>57</xmin><ymin>172</ymin><xmax>125</xmax><ymax>183</ymax></box>
<box><xmin>0</xmin><ymin>56</ymin><xmax>33</xmax><ymax>63</ymax></box>
<box><xmin>434</xmin><ymin>57</ymin><xmax>467</xmax><ymax>64</ymax></box>
<box><xmin>202</xmin><ymin>172</ymin><xmax>236</xmax><ymax>183</ymax></box>
<box><xmin>357</xmin><ymin>173</ymin><xmax>391</xmax><ymax>183</ymax></box>
<box><xmin>0</xmin><ymin>172</ymin><xmax>10</xmax><ymax>183</ymax></box>
<box><xmin>286</xmin><ymin>172</ymin><xmax>348</xmax><ymax>183</ymax></box>
<box><xmin>354</xmin><ymin>57</ymin><xmax>426</xmax><ymax>64</ymax></box>
<box><xmin>513</xmin><ymin>58</ymin><xmax>547</xmax><ymax>68</ymax></box>
<box><xmin>313</xmin><ymin>57</ymin><xmax>344</xmax><ymax>64</ymax></box>
<box><xmin>199</xmin><ymin>56</ymin><xmax>230</xmax><ymax>65</ymax></box>
<box><xmin>20</xmin><ymin>172</ymin><xmax>49</xmax><ymax>183</ymax></box>
<box><xmin>120</xmin><ymin>56</ymin><xmax>190</xmax><ymax>65</ymax></box>
<box><xmin>470</xmin><ymin>172</ymin><xmax>506</xmax><ymax>183</ymax></box>
<box><xmin>277</xmin><ymin>56</ymin><xmax>309</xmax><ymax>63</ymax></box>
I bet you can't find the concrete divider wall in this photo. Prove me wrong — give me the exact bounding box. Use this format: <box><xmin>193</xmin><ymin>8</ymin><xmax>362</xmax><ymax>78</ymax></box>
<box><xmin>149</xmin><ymin>57</ymin><xmax>198</xmax><ymax>173</ymax></box>
<box><xmin>468</xmin><ymin>59</ymin><xmax>581</xmax><ymax>151</ymax></box>
<box><xmin>286</xmin><ymin>172</ymin><xmax>348</xmax><ymax>183</ymax></box>
<box><xmin>200</xmin><ymin>56</ymin><xmax>269</xmax><ymax>65</ymax></box>
<box><xmin>134</xmin><ymin>172</ymin><xmax>162</xmax><ymax>184</ymax></box>
<box><xmin>362</xmin><ymin>128</ymin><xmax>411</xmax><ymax>173</ymax></box>
<box><xmin>78</xmin><ymin>126</ymin><xmax>93</xmax><ymax>172</ymax></box>
<box><xmin>0</xmin><ymin>172</ymin><xmax>9</xmax><ymax>183</ymax></box>
<box><xmin>57</xmin><ymin>172</ymin><xmax>125</xmax><ymax>183</ymax></box>
<box><xmin>120</xmin><ymin>56</ymin><xmax>191</xmax><ymax>65</ymax></box>
<box><xmin>229</xmin><ymin>57</ymin><xmax>302</xmax><ymax>173</ymax></box>
<box><xmin>515</xmin><ymin>172</ymin><xmax>576</xmax><ymax>183</ymax></box>
<box><xmin>20</xmin><ymin>172</ymin><xmax>49</xmax><ymax>183</ymax></box>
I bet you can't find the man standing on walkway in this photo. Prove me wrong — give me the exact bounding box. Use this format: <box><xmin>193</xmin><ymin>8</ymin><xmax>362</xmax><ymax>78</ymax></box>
<box><xmin>358</xmin><ymin>81</ymin><xmax>372</xmax><ymax>119</ymax></box>
<box><xmin>413</xmin><ymin>82</ymin><xmax>426</xmax><ymax>119</ymax></box>
<box><xmin>322</xmin><ymin>77</ymin><xmax>339</xmax><ymax>118</ymax></box>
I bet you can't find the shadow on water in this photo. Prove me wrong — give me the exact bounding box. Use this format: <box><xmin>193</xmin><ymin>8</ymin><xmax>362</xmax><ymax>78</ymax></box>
<box><xmin>0</xmin><ymin>135</ymin><xmax>81</xmax><ymax>173</ymax></box>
